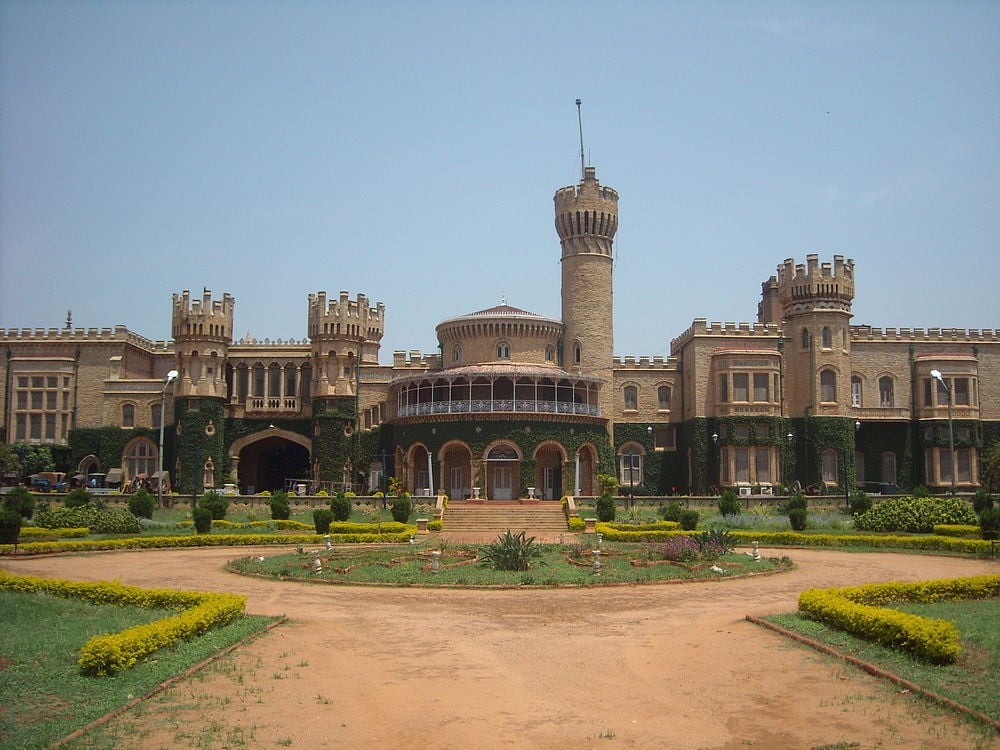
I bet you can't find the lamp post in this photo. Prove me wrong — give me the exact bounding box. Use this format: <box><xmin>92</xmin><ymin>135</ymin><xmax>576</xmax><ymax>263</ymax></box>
<box><xmin>843</xmin><ymin>421</ymin><xmax>861</xmax><ymax>509</ymax></box>
<box><xmin>930</xmin><ymin>369</ymin><xmax>957</xmax><ymax>495</ymax></box>
<box><xmin>158</xmin><ymin>369</ymin><xmax>178</xmax><ymax>507</ymax></box>
<box><xmin>625</xmin><ymin>452</ymin><xmax>636</xmax><ymax>508</ymax></box>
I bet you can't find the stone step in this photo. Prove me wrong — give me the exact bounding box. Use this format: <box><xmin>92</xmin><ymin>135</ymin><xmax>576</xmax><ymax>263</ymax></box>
<box><xmin>443</xmin><ymin>502</ymin><xmax>568</xmax><ymax>532</ymax></box>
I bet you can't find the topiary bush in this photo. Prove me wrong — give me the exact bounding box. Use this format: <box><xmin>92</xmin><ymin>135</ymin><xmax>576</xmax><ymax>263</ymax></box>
<box><xmin>192</xmin><ymin>506</ymin><xmax>213</xmax><ymax>534</ymax></box>
<box><xmin>198</xmin><ymin>491</ymin><xmax>229</xmax><ymax>520</ymax></box>
<box><xmin>659</xmin><ymin>501</ymin><xmax>683</xmax><ymax>522</ymax></box>
<box><xmin>679</xmin><ymin>509</ymin><xmax>699</xmax><ymax>531</ymax></box>
<box><xmin>849</xmin><ymin>490</ymin><xmax>872</xmax><ymax>516</ymax></box>
<box><xmin>64</xmin><ymin>488</ymin><xmax>92</xmax><ymax>508</ymax></box>
<box><xmin>268</xmin><ymin>491</ymin><xmax>290</xmax><ymax>521</ymax></box>
<box><xmin>127</xmin><ymin>489</ymin><xmax>156</xmax><ymax>520</ymax></box>
<box><xmin>788</xmin><ymin>507</ymin><xmax>808</xmax><ymax>531</ymax></box>
<box><xmin>0</xmin><ymin>509</ymin><xmax>22</xmax><ymax>545</ymax></box>
<box><xmin>89</xmin><ymin>508</ymin><xmax>142</xmax><ymax>535</ymax></box>
<box><xmin>595</xmin><ymin>493</ymin><xmax>616</xmax><ymax>522</ymax></box>
<box><xmin>972</xmin><ymin>489</ymin><xmax>995</xmax><ymax>514</ymax></box>
<box><xmin>3</xmin><ymin>485</ymin><xmax>35</xmax><ymax>519</ymax></box>
<box><xmin>979</xmin><ymin>506</ymin><xmax>1000</xmax><ymax>541</ymax></box>
<box><xmin>313</xmin><ymin>508</ymin><xmax>333</xmax><ymax>534</ymax></box>
<box><xmin>718</xmin><ymin>489</ymin><xmax>741</xmax><ymax>517</ymax></box>
<box><xmin>912</xmin><ymin>485</ymin><xmax>931</xmax><ymax>498</ymax></box>
<box><xmin>854</xmin><ymin>495</ymin><xmax>978</xmax><ymax>533</ymax></box>
<box><xmin>330</xmin><ymin>493</ymin><xmax>351</xmax><ymax>522</ymax></box>
<box><xmin>780</xmin><ymin>492</ymin><xmax>807</xmax><ymax>513</ymax></box>
<box><xmin>390</xmin><ymin>493</ymin><xmax>412</xmax><ymax>523</ymax></box>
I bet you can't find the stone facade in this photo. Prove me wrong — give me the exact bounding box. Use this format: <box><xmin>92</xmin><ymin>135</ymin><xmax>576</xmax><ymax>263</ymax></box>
<box><xmin>2</xmin><ymin>167</ymin><xmax>997</xmax><ymax>497</ymax></box>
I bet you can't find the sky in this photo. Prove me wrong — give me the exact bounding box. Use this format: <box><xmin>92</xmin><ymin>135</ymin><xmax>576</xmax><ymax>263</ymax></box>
<box><xmin>1</xmin><ymin>1</ymin><xmax>998</xmax><ymax>362</ymax></box>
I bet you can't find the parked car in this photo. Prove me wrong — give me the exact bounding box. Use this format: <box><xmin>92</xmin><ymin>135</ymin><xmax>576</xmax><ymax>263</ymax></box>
<box><xmin>29</xmin><ymin>472</ymin><xmax>67</xmax><ymax>492</ymax></box>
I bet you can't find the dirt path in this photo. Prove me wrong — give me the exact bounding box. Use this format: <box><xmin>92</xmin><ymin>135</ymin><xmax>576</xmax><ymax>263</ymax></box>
<box><xmin>4</xmin><ymin>545</ymin><xmax>999</xmax><ymax>750</ymax></box>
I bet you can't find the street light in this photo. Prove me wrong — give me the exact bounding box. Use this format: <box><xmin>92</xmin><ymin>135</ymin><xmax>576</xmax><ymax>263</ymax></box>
<box><xmin>930</xmin><ymin>369</ymin><xmax>957</xmax><ymax>495</ymax></box>
<box><xmin>158</xmin><ymin>370</ymin><xmax>178</xmax><ymax>506</ymax></box>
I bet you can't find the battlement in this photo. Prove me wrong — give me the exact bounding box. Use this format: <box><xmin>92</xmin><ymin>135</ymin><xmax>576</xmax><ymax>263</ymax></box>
<box><xmin>308</xmin><ymin>290</ymin><xmax>385</xmax><ymax>342</ymax></box>
<box><xmin>392</xmin><ymin>350</ymin><xmax>442</xmax><ymax>369</ymax></box>
<box><xmin>851</xmin><ymin>325</ymin><xmax>999</xmax><ymax>342</ymax></box>
<box><xmin>171</xmin><ymin>289</ymin><xmax>234</xmax><ymax>343</ymax></box>
<box><xmin>670</xmin><ymin>319</ymin><xmax>782</xmax><ymax>353</ymax></box>
<box><xmin>0</xmin><ymin>325</ymin><xmax>169</xmax><ymax>350</ymax></box>
<box><xmin>776</xmin><ymin>254</ymin><xmax>855</xmax><ymax>315</ymax></box>
<box><xmin>612</xmin><ymin>354</ymin><xmax>679</xmax><ymax>370</ymax></box>
<box><xmin>554</xmin><ymin>166</ymin><xmax>619</xmax><ymax>242</ymax></box>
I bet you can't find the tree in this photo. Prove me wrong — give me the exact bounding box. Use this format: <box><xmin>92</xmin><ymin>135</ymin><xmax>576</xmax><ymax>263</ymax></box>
<box><xmin>0</xmin><ymin>444</ymin><xmax>22</xmax><ymax>482</ymax></box>
<box><xmin>12</xmin><ymin>444</ymin><xmax>54</xmax><ymax>477</ymax></box>
<box><xmin>981</xmin><ymin>442</ymin><xmax>1000</xmax><ymax>496</ymax></box>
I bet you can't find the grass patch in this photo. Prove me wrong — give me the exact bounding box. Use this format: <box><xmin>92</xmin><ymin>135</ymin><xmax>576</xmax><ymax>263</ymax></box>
<box><xmin>0</xmin><ymin>590</ymin><xmax>276</xmax><ymax>749</ymax></box>
<box><xmin>229</xmin><ymin>541</ymin><xmax>792</xmax><ymax>587</ymax></box>
<box><xmin>765</xmin><ymin>598</ymin><xmax>1000</xmax><ymax>724</ymax></box>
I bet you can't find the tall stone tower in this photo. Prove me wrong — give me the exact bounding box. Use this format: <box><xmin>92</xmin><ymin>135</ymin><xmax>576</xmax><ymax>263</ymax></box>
<box><xmin>170</xmin><ymin>289</ymin><xmax>234</xmax><ymax>400</ymax></box>
<box><xmin>776</xmin><ymin>255</ymin><xmax>855</xmax><ymax>417</ymax></box>
<box><xmin>555</xmin><ymin>165</ymin><xmax>619</xmax><ymax>422</ymax></box>
<box><xmin>307</xmin><ymin>291</ymin><xmax>385</xmax><ymax>399</ymax></box>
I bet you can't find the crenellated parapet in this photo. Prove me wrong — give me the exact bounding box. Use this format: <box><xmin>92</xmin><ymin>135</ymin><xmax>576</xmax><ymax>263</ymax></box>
<box><xmin>554</xmin><ymin>166</ymin><xmax>619</xmax><ymax>258</ymax></box>
<box><xmin>171</xmin><ymin>289</ymin><xmax>234</xmax><ymax>344</ymax></box>
<box><xmin>670</xmin><ymin>319</ymin><xmax>782</xmax><ymax>353</ymax></box>
<box><xmin>776</xmin><ymin>254</ymin><xmax>855</xmax><ymax>318</ymax></box>
<box><xmin>0</xmin><ymin>325</ymin><xmax>169</xmax><ymax>350</ymax></box>
<box><xmin>612</xmin><ymin>355</ymin><xmax>679</xmax><ymax>370</ymax></box>
<box><xmin>308</xmin><ymin>291</ymin><xmax>385</xmax><ymax>346</ymax></box>
<box><xmin>851</xmin><ymin>326</ymin><xmax>998</xmax><ymax>342</ymax></box>
<box><xmin>391</xmin><ymin>350</ymin><xmax>442</xmax><ymax>370</ymax></box>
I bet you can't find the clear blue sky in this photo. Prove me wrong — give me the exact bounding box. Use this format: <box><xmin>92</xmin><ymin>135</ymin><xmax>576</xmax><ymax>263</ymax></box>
<box><xmin>2</xmin><ymin>1</ymin><xmax>998</xmax><ymax>361</ymax></box>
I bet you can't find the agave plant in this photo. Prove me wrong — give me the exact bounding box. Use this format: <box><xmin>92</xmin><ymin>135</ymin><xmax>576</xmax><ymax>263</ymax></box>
<box><xmin>695</xmin><ymin>528</ymin><xmax>736</xmax><ymax>560</ymax></box>
<box><xmin>479</xmin><ymin>529</ymin><xmax>543</xmax><ymax>571</ymax></box>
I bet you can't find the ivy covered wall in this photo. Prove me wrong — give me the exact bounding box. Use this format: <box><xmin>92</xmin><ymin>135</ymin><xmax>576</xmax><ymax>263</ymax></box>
<box><xmin>68</xmin><ymin>426</ymin><xmax>161</xmax><ymax>476</ymax></box>
<box><xmin>173</xmin><ymin>398</ymin><xmax>226</xmax><ymax>495</ymax></box>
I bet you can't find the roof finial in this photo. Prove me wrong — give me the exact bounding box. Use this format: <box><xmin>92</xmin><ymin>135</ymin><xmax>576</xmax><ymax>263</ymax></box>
<box><xmin>576</xmin><ymin>98</ymin><xmax>586</xmax><ymax>179</ymax></box>
<box><xmin>501</xmin><ymin>288</ymin><xmax>506</xmax><ymax>306</ymax></box>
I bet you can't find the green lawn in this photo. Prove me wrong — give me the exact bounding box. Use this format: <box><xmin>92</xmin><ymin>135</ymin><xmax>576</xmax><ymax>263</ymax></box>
<box><xmin>0</xmin><ymin>590</ymin><xmax>276</xmax><ymax>750</ymax></box>
<box><xmin>765</xmin><ymin>597</ymin><xmax>1000</xmax><ymax>725</ymax></box>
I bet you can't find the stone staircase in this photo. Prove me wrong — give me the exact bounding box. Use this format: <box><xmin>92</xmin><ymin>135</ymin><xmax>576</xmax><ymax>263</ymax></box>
<box><xmin>442</xmin><ymin>501</ymin><xmax>568</xmax><ymax>534</ymax></box>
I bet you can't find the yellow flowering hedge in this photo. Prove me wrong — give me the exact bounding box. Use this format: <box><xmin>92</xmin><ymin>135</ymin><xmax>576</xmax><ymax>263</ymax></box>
<box><xmin>798</xmin><ymin>575</ymin><xmax>1000</xmax><ymax>664</ymax></box>
<box><xmin>0</xmin><ymin>570</ymin><xmax>246</xmax><ymax>676</ymax></box>
<box><xmin>932</xmin><ymin>524</ymin><xmax>981</xmax><ymax>538</ymax></box>
<box><xmin>0</xmin><ymin>530</ymin><xmax>416</xmax><ymax>556</ymax></box>
<box><xmin>18</xmin><ymin>526</ymin><xmax>89</xmax><ymax>539</ymax></box>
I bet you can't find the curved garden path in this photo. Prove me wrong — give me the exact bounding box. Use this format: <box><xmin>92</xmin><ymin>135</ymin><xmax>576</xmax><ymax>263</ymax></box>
<box><xmin>3</xmin><ymin>545</ymin><xmax>999</xmax><ymax>749</ymax></box>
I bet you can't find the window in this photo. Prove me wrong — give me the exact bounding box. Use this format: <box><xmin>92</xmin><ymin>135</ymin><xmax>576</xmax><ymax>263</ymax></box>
<box><xmin>954</xmin><ymin>377</ymin><xmax>969</xmax><ymax>406</ymax></box>
<box><xmin>801</xmin><ymin>328</ymin><xmax>810</xmax><ymax>349</ymax></box>
<box><xmin>623</xmin><ymin>385</ymin><xmax>638</xmax><ymax>411</ymax></box>
<box><xmin>820</xmin><ymin>370</ymin><xmax>836</xmax><ymax>402</ymax></box>
<box><xmin>734</xmin><ymin>424</ymin><xmax>750</xmax><ymax>439</ymax></box>
<box><xmin>122</xmin><ymin>403</ymin><xmax>135</xmax><ymax>428</ymax></box>
<box><xmin>821</xmin><ymin>327</ymin><xmax>832</xmax><ymax>348</ymax></box>
<box><xmin>11</xmin><ymin>370</ymin><xmax>72</xmax><ymax>444</ymax></box>
<box><xmin>851</xmin><ymin>376</ymin><xmax>862</xmax><ymax>407</ymax></box>
<box><xmin>878</xmin><ymin>376</ymin><xmax>894</xmax><ymax>408</ymax></box>
<box><xmin>453</xmin><ymin>346</ymin><xmax>462</xmax><ymax>363</ymax></box>
<box><xmin>497</xmin><ymin>342</ymin><xmax>511</xmax><ymax>360</ymax></box>
<box><xmin>822</xmin><ymin>449</ymin><xmax>839</xmax><ymax>484</ymax></box>
<box><xmin>573</xmin><ymin>342</ymin><xmax>581</xmax><ymax>365</ymax></box>
<box><xmin>732</xmin><ymin>373</ymin><xmax>749</xmax><ymax>402</ymax></box>
<box><xmin>754</xmin><ymin>448</ymin><xmax>771</xmax><ymax>484</ymax></box>
<box><xmin>545</xmin><ymin>345</ymin><xmax>554</xmax><ymax>363</ymax></box>
<box><xmin>657</xmin><ymin>385</ymin><xmax>672</xmax><ymax>410</ymax></box>
<box><xmin>619</xmin><ymin>450</ymin><xmax>643</xmax><ymax>488</ymax></box>
<box><xmin>151</xmin><ymin>404</ymin><xmax>162</xmax><ymax>430</ymax></box>
<box><xmin>881</xmin><ymin>452</ymin><xmax>897</xmax><ymax>484</ymax></box>
<box><xmin>753</xmin><ymin>373</ymin><xmax>769</xmax><ymax>402</ymax></box>
<box><xmin>718</xmin><ymin>374</ymin><xmax>728</xmax><ymax>403</ymax></box>
<box><xmin>653</xmin><ymin>426</ymin><xmax>675</xmax><ymax>450</ymax></box>
<box><xmin>124</xmin><ymin>438</ymin><xmax>157</xmax><ymax>480</ymax></box>
<box><xmin>855</xmin><ymin>451</ymin><xmax>865</xmax><ymax>483</ymax></box>
<box><xmin>733</xmin><ymin>448</ymin><xmax>750</xmax><ymax>483</ymax></box>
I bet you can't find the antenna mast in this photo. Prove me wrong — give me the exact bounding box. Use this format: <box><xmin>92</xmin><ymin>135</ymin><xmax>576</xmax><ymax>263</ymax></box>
<box><xmin>575</xmin><ymin>98</ymin><xmax>585</xmax><ymax>178</ymax></box>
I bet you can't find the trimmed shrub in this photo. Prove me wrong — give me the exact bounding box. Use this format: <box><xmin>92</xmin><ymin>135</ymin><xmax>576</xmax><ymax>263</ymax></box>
<box><xmin>0</xmin><ymin>509</ymin><xmax>22</xmax><ymax>545</ymax></box>
<box><xmin>35</xmin><ymin>505</ymin><xmax>97</xmax><ymax>530</ymax></box>
<box><xmin>192</xmin><ymin>507</ymin><xmax>213</xmax><ymax>534</ymax></box>
<box><xmin>268</xmin><ymin>491</ymin><xmax>290</xmax><ymax>521</ymax></box>
<box><xmin>390</xmin><ymin>494</ymin><xmax>412</xmax><ymax>523</ymax></box>
<box><xmin>718</xmin><ymin>489</ymin><xmax>741</xmax><ymax>517</ymax></box>
<box><xmin>979</xmin><ymin>506</ymin><xmax>1000</xmax><ymax>541</ymax></box>
<box><xmin>788</xmin><ymin>507</ymin><xmax>808</xmax><ymax>531</ymax></box>
<box><xmin>3</xmin><ymin>485</ymin><xmax>35</xmax><ymax>519</ymax></box>
<box><xmin>848</xmin><ymin>490</ymin><xmax>871</xmax><ymax>516</ymax></box>
<box><xmin>89</xmin><ymin>509</ymin><xmax>142</xmax><ymax>535</ymax></box>
<box><xmin>313</xmin><ymin>508</ymin><xmax>333</xmax><ymax>534</ymax></box>
<box><xmin>972</xmin><ymin>489</ymin><xmax>994</xmax><ymax>514</ymax></box>
<box><xmin>330</xmin><ymin>493</ymin><xmax>351</xmax><ymax>522</ymax></box>
<box><xmin>679</xmin><ymin>509</ymin><xmax>699</xmax><ymax>531</ymax></box>
<box><xmin>912</xmin><ymin>485</ymin><xmax>931</xmax><ymax>498</ymax></box>
<box><xmin>854</xmin><ymin>495</ymin><xmax>978</xmax><ymax>533</ymax></box>
<box><xmin>659</xmin><ymin>501</ymin><xmax>683</xmax><ymax>522</ymax></box>
<box><xmin>595</xmin><ymin>493</ymin><xmax>616</xmax><ymax>522</ymax></box>
<box><xmin>780</xmin><ymin>492</ymin><xmax>807</xmax><ymax>513</ymax></box>
<box><xmin>128</xmin><ymin>489</ymin><xmax>156</xmax><ymax>520</ymax></box>
<box><xmin>64</xmin><ymin>488</ymin><xmax>92</xmax><ymax>508</ymax></box>
<box><xmin>198</xmin><ymin>491</ymin><xmax>229</xmax><ymax>520</ymax></box>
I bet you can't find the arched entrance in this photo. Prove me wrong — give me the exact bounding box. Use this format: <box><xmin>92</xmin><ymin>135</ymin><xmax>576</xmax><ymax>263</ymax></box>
<box><xmin>441</xmin><ymin>442</ymin><xmax>472</xmax><ymax>500</ymax></box>
<box><xmin>574</xmin><ymin>443</ymin><xmax>598</xmax><ymax>496</ymax></box>
<box><xmin>486</xmin><ymin>443</ymin><xmax>520</xmax><ymax>501</ymax></box>
<box><xmin>534</xmin><ymin>442</ymin><xmax>566</xmax><ymax>500</ymax></box>
<box><xmin>407</xmin><ymin>444</ymin><xmax>432</xmax><ymax>496</ymax></box>
<box><xmin>229</xmin><ymin>428</ymin><xmax>311</xmax><ymax>494</ymax></box>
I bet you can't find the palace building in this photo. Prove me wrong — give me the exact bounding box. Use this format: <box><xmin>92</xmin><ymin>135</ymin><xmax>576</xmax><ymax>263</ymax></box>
<box><xmin>2</xmin><ymin>165</ymin><xmax>997</xmax><ymax>498</ymax></box>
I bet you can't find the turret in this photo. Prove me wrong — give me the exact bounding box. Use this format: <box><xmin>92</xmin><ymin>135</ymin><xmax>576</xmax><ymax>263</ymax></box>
<box><xmin>307</xmin><ymin>290</ymin><xmax>385</xmax><ymax>398</ymax></box>
<box><xmin>170</xmin><ymin>289</ymin><xmax>234</xmax><ymax>399</ymax></box>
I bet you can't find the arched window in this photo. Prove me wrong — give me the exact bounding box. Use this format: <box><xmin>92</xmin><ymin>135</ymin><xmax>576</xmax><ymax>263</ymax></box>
<box><xmin>618</xmin><ymin>443</ymin><xmax>645</xmax><ymax>490</ymax></box>
<box><xmin>573</xmin><ymin>342</ymin><xmax>582</xmax><ymax>365</ymax></box>
<box><xmin>821</xmin><ymin>327</ymin><xmax>832</xmax><ymax>348</ymax></box>
<box><xmin>820</xmin><ymin>369</ymin><xmax>837</xmax><ymax>402</ymax></box>
<box><xmin>657</xmin><ymin>385</ymin><xmax>672</xmax><ymax>410</ymax></box>
<box><xmin>878</xmin><ymin>376</ymin><xmax>894</xmax><ymax>408</ymax></box>
<box><xmin>544</xmin><ymin>345</ymin><xmax>555</xmax><ymax>363</ymax></box>
<box><xmin>496</xmin><ymin>342</ymin><xmax>510</xmax><ymax>360</ymax></box>
<box><xmin>851</xmin><ymin>376</ymin><xmax>863</xmax><ymax>407</ymax></box>
<box><xmin>121</xmin><ymin>403</ymin><xmax>135</xmax><ymax>428</ymax></box>
<box><xmin>124</xmin><ymin>438</ymin><xmax>157</xmax><ymax>481</ymax></box>
<box><xmin>623</xmin><ymin>385</ymin><xmax>638</xmax><ymax>411</ymax></box>
<box><xmin>453</xmin><ymin>345</ymin><xmax>462</xmax><ymax>364</ymax></box>
<box><xmin>822</xmin><ymin>448</ymin><xmax>839</xmax><ymax>484</ymax></box>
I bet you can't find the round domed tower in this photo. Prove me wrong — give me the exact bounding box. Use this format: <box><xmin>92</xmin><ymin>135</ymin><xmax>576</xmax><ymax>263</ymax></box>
<box><xmin>555</xmin><ymin>165</ymin><xmax>618</xmax><ymax>420</ymax></box>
